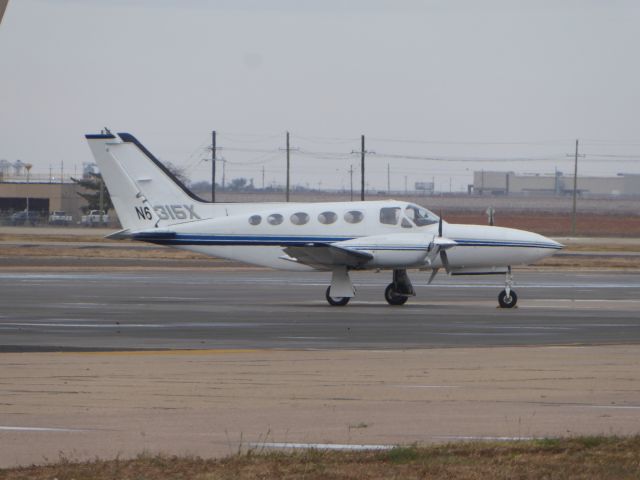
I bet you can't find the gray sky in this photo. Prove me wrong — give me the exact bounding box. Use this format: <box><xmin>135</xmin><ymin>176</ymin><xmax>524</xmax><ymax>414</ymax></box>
<box><xmin>1</xmin><ymin>0</ymin><xmax>640</xmax><ymax>192</ymax></box>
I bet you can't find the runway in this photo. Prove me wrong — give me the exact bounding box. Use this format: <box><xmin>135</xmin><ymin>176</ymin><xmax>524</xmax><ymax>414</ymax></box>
<box><xmin>2</xmin><ymin>268</ymin><xmax>640</xmax><ymax>467</ymax></box>
<box><xmin>1</xmin><ymin>269</ymin><xmax>639</xmax><ymax>351</ymax></box>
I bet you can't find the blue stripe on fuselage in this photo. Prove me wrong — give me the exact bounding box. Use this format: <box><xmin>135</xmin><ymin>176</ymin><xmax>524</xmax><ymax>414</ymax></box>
<box><xmin>132</xmin><ymin>233</ymin><xmax>562</xmax><ymax>250</ymax></box>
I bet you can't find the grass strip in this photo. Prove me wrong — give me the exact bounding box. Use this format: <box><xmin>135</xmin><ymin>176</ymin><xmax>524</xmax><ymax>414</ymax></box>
<box><xmin>1</xmin><ymin>436</ymin><xmax>639</xmax><ymax>480</ymax></box>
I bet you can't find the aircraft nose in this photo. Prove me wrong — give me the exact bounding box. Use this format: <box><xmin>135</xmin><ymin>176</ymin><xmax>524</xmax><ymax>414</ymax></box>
<box><xmin>539</xmin><ymin>234</ymin><xmax>564</xmax><ymax>250</ymax></box>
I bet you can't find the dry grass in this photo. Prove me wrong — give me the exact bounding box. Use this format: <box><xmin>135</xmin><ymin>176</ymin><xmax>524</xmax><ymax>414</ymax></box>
<box><xmin>1</xmin><ymin>437</ymin><xmax>639</xmax><ymax>480</ymax></box>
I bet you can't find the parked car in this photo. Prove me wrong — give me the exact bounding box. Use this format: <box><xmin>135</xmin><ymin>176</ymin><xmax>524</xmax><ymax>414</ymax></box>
<box><xmin>9</xmin><ymin>210</ymin><xmax>39</xmax><ymax>226</ymax></box>
<box><xmin>48</xmin><ymin>211</ymin><xmax>73</xmax><ymax>226</ymax></box>
<box><xmin>80</xmin><ymin>210</ymin><xmax>110</xmax><ymax>226</ymax></box>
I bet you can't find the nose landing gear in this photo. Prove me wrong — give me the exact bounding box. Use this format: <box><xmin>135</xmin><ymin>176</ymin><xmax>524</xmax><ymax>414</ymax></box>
<box><xmin>498</xmin><ymin>266</ymin><xmax>518</xmax><ymax>308</ymax></box>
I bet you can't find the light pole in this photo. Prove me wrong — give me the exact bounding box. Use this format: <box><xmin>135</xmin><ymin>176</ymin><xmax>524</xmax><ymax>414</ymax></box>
<box><xmin>25</xmin><ymin>163</ymin><xmax>32</xmax><ymax>212</ymax></box>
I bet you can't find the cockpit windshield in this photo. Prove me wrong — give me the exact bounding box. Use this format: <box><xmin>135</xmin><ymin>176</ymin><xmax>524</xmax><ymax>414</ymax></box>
<box><xmin>404</xmin><ymin>204</ymin><xmax>439</xmax><ymax>226</ymax></box>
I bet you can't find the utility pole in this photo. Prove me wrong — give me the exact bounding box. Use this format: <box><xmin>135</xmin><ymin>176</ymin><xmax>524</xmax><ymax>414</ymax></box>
<box><xmin>278</xmin><ymin>132</ymin><xmax>299</xmax><ymax>201</ymax></box>
<box><xmin>567</xmin><ymin>139</ymin><xmax>584</xmax><ymax>235</ymax></box>
<box><xmin>211</xmin><ymin>130</ymin><xmax>216</xmax><ymax>202</ymax></box>
<box><xmin>286</xmin><ymin>131</ymin><xmax>290</xmax><ymax>202</ymax></box>
<box><xmin>350</xmin><ymin>135</ymin><xmax>372</xmax><ymax>201</ymax></box>
<box><xmin>262</xmin><ymin>166</ymin><xmax>265</xmax><ymax>189</ymax></box>
<box><xmin>221</xmin><ymin>157</ymin><xmax>226</xmax><ymax>190</ymax></box>
<box><xmin>349</xmin><ymin>165</ymin><xmax>354</xmax><ymax>201</ymax></box>
<box><xmin>387</xmin><ymin>163</ymin><xmax>390</xmax><ymax>194</ymax></box>
<box><xmin>25</xmin><ymin>163</ymin><xmax>32</xmax><ymax>212</ymax></box>
<box><xmin>60</xmin><ymin>160</ymin><xmax>64</xmax><ymax>184</ymax></box>
<box><xmin>99</xmin><ymin>176</ymin><xmax>104</xmax><ymax>225</ymax></box>
<box><xmin>404</xmin><ymin>175</ymin><xmax>408</xmax><ymax>194</ymax></box>
<box><xmin>360</xmin><ymin>135</ymin><xmax>365</xmax><ymax>201</ymax></box>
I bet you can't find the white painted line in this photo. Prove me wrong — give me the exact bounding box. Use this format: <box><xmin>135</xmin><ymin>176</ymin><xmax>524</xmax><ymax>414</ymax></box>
<box><xmin>433</xmin><ymin>435</ymin><xmax>537</xmax><ymax>441</ymax></box>
<box><xmin>0</xmin><ymin>426</ymin><xmax>87</xmax><ymax>433</ymax></box>
<box><xmin>579</xmin><ymin>405</ymin><xmax>640</xmax><ymax>410</ymax></box>
<box><xmin>250</xmin><ymin>442</ymin><xmax>395</xmax><ymax>451</ymax></box>
<box><xmin>393</xmin><ymin>385</ymin><xmax>460</xmax><ymax>389</ymax></box>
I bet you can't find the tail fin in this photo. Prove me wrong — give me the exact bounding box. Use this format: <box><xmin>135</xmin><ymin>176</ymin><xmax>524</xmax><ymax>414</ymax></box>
<box><xmin>85</xmin><ymin>133</ymin><xmax>160</xmax><ymax>231</ymax></box>
<box><xmin>85</xmin><ymin>132</ymin><xmax>208</xmax><ymax>231</ymax></box>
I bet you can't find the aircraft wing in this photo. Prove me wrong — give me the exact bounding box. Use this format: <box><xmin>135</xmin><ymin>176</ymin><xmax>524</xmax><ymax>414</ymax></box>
<box><xmin>282</xmin><ymin>244</ymin><xmax>373</xmax><ymax>270</ymax></box>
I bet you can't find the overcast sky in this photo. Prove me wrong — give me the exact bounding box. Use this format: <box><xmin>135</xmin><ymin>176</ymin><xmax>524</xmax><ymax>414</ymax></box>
<box><xmin>1</xmin><ymin>0</ymin><xmax>639</xmax><ymax>192</ymax></box>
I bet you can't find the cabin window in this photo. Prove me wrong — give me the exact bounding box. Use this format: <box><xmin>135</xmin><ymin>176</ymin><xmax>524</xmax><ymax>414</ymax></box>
<box><xmin>267</xmin><ymin>213</ymin><xmax>284</xmax><ymax>225</ymax></box>
<box><xmin>248</xmin><ymin>215</ymin><xmax>262</xmax><ymax>226</ymax></box>
<box><xmin>290</xmin><ymin>212</ymin><xmax>310</xmax><ymax>225</ymax></box>
<box><xmin>379</xmin><ymin>207</ymin><xmax>400</xmax><ymax>225</ymax></box>
<box><xmin>344</xmin><ymin>210</ymin><xmax>364</xmax><ymax>224</ymax></box>
<box><xmin>405</xmin><ymin>205</ymin><xmax>439</xmax><ymax>226</ymax></box>
<box><xmin>318</xmin><ymin>211</ymin><xmax>338</xmax><ymax>224</ymax></box>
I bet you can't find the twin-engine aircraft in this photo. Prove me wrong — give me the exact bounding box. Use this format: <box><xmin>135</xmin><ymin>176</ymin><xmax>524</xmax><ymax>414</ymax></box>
<box><xmin>86</xmin><ymin>132</ymin><xmax>562</xmax><ymax>307</ymax></box>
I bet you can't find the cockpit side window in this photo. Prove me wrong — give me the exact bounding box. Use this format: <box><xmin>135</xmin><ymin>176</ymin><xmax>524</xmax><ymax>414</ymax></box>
<box><xmin>379</xmin><ymin>207</ymin><xmax>400</xmax><ymax>225</ymax></box>
<box><xmin>405</xmin><ymin>205</ymin><xmax>439</xmax><ymax>226</ymax></box>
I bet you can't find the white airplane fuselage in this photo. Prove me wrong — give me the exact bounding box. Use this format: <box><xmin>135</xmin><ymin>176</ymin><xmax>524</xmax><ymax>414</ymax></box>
<box><xmin>138</xmin><ymin>200</ymin><xmax>560</xmax><ymax>272</ymax></box>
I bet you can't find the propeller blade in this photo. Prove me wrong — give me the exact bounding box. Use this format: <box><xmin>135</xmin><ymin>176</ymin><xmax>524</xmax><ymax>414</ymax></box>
<box><xmin>440</xmin><ymin>249</ymin><xmax>451</xmax><ymax>274</ymax></box>
<box><xmin>427</xmin><ymin>268</ymin><xmax>439</xmax><ymax>284</ymax></box>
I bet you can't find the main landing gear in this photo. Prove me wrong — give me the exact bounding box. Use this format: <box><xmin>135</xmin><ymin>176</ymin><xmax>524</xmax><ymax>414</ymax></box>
<box><xmin>325</xmin><ymin>286</ymin><xmax>350</xmax><ymax>306</ymax></box>
<box><xmin>498</xmin><ymin>266</ymin><xmax>518</xmax><ymax>308</ymax></box>
<box><xmin>384</xmin><ymin>269</ymin><xmax>415</xmax><ymax>306</ymax></box>
<box><xmin>325</xmin><ymin>268</ymin><xmax>416</xmax><ymax>306</ymax></box>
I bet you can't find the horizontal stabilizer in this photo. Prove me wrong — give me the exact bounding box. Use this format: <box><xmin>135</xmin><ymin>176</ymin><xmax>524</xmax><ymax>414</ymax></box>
<box><xmin>105</xmin><ymin>229</ymin><xmax>132</xmax><ymax>240</ymax></box>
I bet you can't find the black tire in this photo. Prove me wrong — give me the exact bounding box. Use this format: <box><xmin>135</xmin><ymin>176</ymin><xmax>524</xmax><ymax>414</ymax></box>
<box><xmin>498</xmin><ymin>289</ymin><xmax>518</xmax><ymax>308</ymax></box>
<box><xmin>384</xmin><ymin>283</ymin><xmax>409</xmax><ymax>306</ymax></box>
<box><xmin>325</xmin><ymin>286</ymin><xmax>350</xmax><ymax>306</ymax></box>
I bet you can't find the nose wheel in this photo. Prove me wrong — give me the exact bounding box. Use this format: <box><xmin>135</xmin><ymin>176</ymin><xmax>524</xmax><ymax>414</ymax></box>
<box><xmin>498</xmin><ymin>289</ymin><xmax>518</xmax><ymax>308</ymax></box>
<box><xmin>498</xmin><ymin>266</ymin><xmax>518</xmax><ymax>308</ymax></box>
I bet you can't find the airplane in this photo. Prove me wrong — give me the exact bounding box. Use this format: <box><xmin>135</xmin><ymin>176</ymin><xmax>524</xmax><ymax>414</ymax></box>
<box><xmin>86</xmin><ymin>131</ymin><xmax>563</xmax><ymax>308</ymax></box>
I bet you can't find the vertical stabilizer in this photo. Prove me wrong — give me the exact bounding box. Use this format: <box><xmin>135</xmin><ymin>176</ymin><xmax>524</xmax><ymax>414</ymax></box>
<box><xmin>85</xmin><ymin>133</ymin><xmax>160</xmax><ymax>231</ymax></box>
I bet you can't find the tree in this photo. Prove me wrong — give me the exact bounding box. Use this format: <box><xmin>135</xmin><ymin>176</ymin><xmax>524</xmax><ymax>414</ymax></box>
<box><xmin>71</xmin><ymin>172</ymin><xmax>113</xmax><ymax>213</ymax></box>
<box><xmin>164</xmin><ymin>162</ymin><xmax>190</xmax><ymax>186</ymax></box>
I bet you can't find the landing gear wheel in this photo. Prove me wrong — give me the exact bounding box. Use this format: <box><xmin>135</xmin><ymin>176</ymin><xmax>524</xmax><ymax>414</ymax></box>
<box><xmin>498</xmin><ymin>289</ymin><xmax>518</xmax><ymax>308</ymax></box>
<box><xmin>384</xmin><ymin>283</ymin><xmax>409</xmax><ymax>306</ymax></box>
<box><xmin>325</xmin><ymin>286</ymin><xmax>350</xmax><ymax>306</ymax></box>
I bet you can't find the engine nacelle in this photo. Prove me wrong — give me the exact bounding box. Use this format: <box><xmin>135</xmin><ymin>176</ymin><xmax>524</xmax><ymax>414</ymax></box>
<box><xmin>335</xmin><ymin>233</ymin><xmax>432</xmax><ymax>268</ymax></box>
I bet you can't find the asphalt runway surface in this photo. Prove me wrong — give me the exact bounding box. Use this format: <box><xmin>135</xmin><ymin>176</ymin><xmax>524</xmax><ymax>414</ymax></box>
<box><xmin>1</xmin><ymin>269</ymin><xmax>639</xmax><ymax>351</ymax></box>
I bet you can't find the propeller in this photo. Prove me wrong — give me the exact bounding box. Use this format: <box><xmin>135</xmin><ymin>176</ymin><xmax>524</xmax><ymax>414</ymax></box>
<box><xmin>438</xmin><ymin>211</ymin><xmax>451</xmax><ymax>273</ymax></box>
<box><xmin>427</xmin><ymin>211</ymin><xmax>452</xmax><ymax>284</ymax></box>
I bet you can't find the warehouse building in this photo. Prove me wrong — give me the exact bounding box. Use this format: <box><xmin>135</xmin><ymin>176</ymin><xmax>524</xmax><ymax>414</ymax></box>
<box><xmin>0</xmin><ymin>181</ymin><xmax>87</xmax><ymax>221</ymax></box>
<box><xmin>472</xmin><ymin>171</ymin><xmax>640</xmax><ymax>196</ymax></box>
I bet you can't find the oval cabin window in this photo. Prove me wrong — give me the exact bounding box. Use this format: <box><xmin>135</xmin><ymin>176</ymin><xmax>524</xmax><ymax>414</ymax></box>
<box><xmin>318</xmin><ymin>211</ymin><xmax>338</xmax><ymax>224</ymax></box>
<box><xmin>344</xmin><ymin>210</ymin><xmax>364</xmax><ymax>224</ymax></box>
<box><xmin>267</xmin><ymin>213</ymin><xmax>284</xmax><ymax>225</ymax></box>
<box><xmin>290</xmin><ymin>212</ymin><xmax>310</xmax><ymax>225</ymax></box>
<box><xmin>248</xmin><ymin>215</ymin><xmax>262</xmax><ymax>226</ymax></box>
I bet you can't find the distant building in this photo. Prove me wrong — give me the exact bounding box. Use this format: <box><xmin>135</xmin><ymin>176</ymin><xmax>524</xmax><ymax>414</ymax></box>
<box><xmin>472</xmin><ymin>171</ymin><xmax>640</xmax><ymax>196</ymax></box>
<box><xmin>0</xmin><ymin>181</ymin><xmax>88</xmax><ymax>220</ymax></box>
